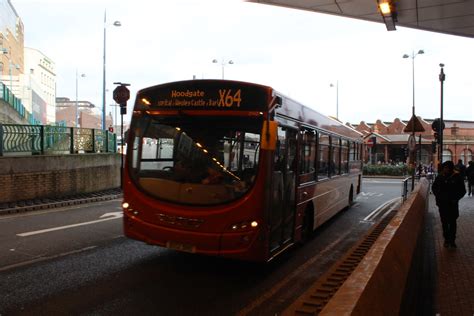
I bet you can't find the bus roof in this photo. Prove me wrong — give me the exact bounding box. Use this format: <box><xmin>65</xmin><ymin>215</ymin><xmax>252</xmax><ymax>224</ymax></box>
<box><xmin>275</xmin><ymin>92</ymin><xmax>364</xmax><ymax>140</ymax></box>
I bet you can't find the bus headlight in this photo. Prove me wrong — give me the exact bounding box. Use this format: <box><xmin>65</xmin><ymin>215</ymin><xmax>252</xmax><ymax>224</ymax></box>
<box><xmin>122</xmin><ymin>202</ymin><xmax>130</xmax><ymax>209</ymax></box>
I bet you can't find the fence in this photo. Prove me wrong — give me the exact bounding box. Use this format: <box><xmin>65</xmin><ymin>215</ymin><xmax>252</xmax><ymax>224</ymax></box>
<box><xmin>0</xmin><ymin>123</ymin><xmax>116</xmax><ymax>156</ymax></box>
<box><xmin>0</xmin><ymin>82</ymin><xmax>39</xmax><ymax>125</ymax></box>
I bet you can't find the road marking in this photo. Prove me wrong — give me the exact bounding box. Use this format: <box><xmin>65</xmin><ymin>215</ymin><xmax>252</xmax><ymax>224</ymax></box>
<box><xmin>0</xmin><ymin>246</ymin><xmax>98</xmax><ymax>272</ymax></box>
<box><xmin>362</xmin><ymin>197</ymin><xmax>400</xmax><ymax>222</ymax></box>
<box><xmin>236</xmin><ymin>230</ymin><xmax>352</xmax><ymax>316</ymax></box>
<box><xmin>16</xmin><ymin>212</ymin><xmax>123</xmax><ymax>237</ymax></box>
<box><xmin>0</xmin><ymin>198</ymin><xmax>122</xmax><ymax>221</ymax></box>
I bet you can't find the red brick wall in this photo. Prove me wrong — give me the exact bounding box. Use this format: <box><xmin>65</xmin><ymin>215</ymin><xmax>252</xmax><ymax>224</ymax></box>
<box><xmin>0</xmin><ymin>154</ymin><xmax>120</xmax><ymax>204</ymax></box>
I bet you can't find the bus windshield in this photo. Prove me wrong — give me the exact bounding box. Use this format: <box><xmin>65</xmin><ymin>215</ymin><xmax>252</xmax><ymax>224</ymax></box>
<box><xmin>129</xmin><ymin>114</ymin><xmax>262</xmax><ymax>206</ymax></box>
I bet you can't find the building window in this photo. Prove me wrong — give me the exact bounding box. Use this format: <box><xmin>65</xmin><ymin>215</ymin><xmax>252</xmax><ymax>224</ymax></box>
<box><xmin>463</xmin><ymin>149</ymin><xmax>472</xmax><ymax>164</ymax></box>
<box><xmin>442</xmin><ymin>149</ymin><xmax>452</xmax><ymax>163</ymax></box>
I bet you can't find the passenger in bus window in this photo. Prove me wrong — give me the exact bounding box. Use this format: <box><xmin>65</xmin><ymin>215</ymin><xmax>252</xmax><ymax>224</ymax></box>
<box><xmin>202</xmin><ymin>167</ymin><xmax>224</xmax><ymax>185</ymax></box>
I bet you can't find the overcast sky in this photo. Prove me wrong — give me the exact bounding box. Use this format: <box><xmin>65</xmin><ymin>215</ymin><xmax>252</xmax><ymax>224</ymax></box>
<box><xmin>12</xmin><ymin>0</ymin><xmax>474</xmax><ymax>125</ymax></box>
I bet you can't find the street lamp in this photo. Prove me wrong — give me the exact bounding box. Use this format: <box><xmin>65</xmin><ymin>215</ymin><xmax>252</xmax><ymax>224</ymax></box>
<box><xmin>330</xmin><ymin>81</ymin><xmax>339</xmax><ymax>120</ymax></box>
<box><xmin>403</xmin><ymin>49</ymin><xmax>424</xmax><ymax>121</ymax></box>
<box><xmin>439</xmin><ymin>63</ymin><xmax>446</xmax><ymax>164</ymax></box>
<box><xmin>403</xmin><ymin>49</ymin><xmax>424</xmax><ymax>189</ymax></box>
<box><xmin>102</xmin><ymin>10</ymin><xmax>121</xmax><ymax>130</ymax></box>
<box><xmin>212</xmin><ymin>59</ymin><xmax>234</xmax><ymax>79</ymax></box>
<box><xmin>75</xmin><ymin>70</ymin><xmax>86</xmax><ymax>128</ymax></box>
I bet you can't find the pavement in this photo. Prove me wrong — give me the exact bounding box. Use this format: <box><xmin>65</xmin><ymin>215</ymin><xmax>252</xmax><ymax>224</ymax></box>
<box><xmin>431</xmin><ymin>191</ymin><xmax>474</xmax><ymax>315</ymax></box>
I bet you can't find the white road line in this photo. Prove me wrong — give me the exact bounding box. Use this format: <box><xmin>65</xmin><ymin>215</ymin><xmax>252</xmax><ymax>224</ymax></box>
<box><xmin>362</xmin><ymin>197</ymin><xmax>400</xmax><ymax>222</ymax></box>
<box><xmin>0</xmin><ymin>245</ymin><xmax>98</xmax><ymax>272</ymax></box>
<box><xmin>16</xmin><ymin>212</ymin><xmax>123</xmax><ymax>237</ymax></box>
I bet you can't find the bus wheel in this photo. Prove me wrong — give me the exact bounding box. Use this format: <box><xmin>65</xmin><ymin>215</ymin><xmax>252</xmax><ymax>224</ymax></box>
<box><xmin>349</xmin><ymin>185</ymin><xmax>354</xmax><ymax>206</ymax></box>
<box><xmin>301</xmin><ymin>206</ymin><xmax>314</xmax><ymax>243</ymax></box>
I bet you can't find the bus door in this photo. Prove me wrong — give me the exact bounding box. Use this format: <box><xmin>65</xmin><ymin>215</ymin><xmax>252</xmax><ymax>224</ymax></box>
<box><xmin>269</xmin><ymin>126</ymin><xmax>297</xmax><ymax>253</ymax></box>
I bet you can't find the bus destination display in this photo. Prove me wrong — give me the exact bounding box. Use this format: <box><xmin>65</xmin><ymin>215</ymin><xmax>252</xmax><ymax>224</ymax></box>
<box><xmin>138</xmin><ymin>81</ymin><xmax>270</xmax><ymax>111</ymax></box>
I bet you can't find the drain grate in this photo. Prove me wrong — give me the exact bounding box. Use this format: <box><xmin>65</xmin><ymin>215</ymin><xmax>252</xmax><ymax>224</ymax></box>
<box><xmin>284</xmin><ymin>203</ymin><xmax>399</xmax><ymax>315</ymax></box>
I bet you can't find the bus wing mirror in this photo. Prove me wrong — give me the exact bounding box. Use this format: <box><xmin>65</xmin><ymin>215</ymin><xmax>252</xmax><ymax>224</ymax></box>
<box><xmin>261</xmin><ymin>121</ymin><xmax>277</xmax><ymax>150</ymax></box>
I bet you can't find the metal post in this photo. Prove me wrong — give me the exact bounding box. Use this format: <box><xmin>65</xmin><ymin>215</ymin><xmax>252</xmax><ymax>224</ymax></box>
<box><xmin>0</xmin><ymin>123</ymin><xmax>3</xmax><ymax>156</ymax></box>
<box><xmin>70</xmin><ymin>127</ymin><xmax>75</xmax><ymax>154</ymax></box>
<box><xmin>418</xmin><ymin>134</ymin><xmax>422</xmax><ymax>165</ymax></box>
<box><xmin>120</xmin><ymin>106</ymin><xmax>124</xmax><ymax>189</ymax></box>
<box><xmin>439</xmin><ymin>64</ymin><xmax>445</xmax><ymax>165</ymax></box>
<box><xmin>40</xmin><ymin>125</ymin><xmax>44</xmax><ymax>155</ymax></box>
<box><xmin>92</xmin><ymin>129</ymin><xmax>96</xmax><ymax>153</ymax></box>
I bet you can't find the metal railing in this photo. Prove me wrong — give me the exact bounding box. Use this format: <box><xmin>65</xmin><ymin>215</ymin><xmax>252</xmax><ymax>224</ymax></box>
<box><xmin>0</xmin><ymin>123</ymin><xmax>116</xmax><ymax>156</ymax></box>
<box><xmin>401</xmin><ymin>176</ymin><xmax>412</xmax><ymax>202</ymax></box>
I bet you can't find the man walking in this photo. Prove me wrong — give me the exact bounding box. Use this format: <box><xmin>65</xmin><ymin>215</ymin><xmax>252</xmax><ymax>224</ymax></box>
<box><xmin>432</xmin><ymin>160</ymin><xmax>466</xmax><ymax>248</ymax></box>
<box><xmin>466</xmin><ymin>161</ymin><xmax>474</xmax><ymax>196</ymax></box>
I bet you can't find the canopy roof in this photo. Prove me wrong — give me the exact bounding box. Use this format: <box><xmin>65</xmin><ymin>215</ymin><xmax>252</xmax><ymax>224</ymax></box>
<box><xmin>247</xmin><ymin>0</ymin><xmax>474</xmax><ymax>38</ymax></box>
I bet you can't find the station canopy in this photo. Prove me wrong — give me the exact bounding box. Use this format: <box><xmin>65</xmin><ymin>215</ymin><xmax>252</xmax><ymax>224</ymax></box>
<box><xmin>246</xmin><ymin>0</ymin><xmax>474</xmax><ymax>38</ymax></box>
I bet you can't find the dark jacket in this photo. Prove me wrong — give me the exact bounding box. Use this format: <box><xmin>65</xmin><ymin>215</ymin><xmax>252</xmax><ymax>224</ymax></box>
<box><xmin>432</xmin><ymin>172</ymin><xmax>466</xmax><ymax>218</ymax></box>
<box><xmin>467</xmin><ymin>164</ymin><xmax>474</xmax><ymax>182</ymax></box>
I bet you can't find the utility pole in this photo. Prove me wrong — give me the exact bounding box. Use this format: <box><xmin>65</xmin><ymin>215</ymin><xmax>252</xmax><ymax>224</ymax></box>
<box><xmin>438</xmin><ymin>64</ymin><xmax>445</xmax><ymax>166</ymax></box>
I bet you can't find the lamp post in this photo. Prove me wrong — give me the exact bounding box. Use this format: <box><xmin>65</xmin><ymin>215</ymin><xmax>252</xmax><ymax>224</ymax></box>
<box><xmin>212</xmin><ymin>59</ymin><xmax>234</xmax><ymax>79</ymax></box>
<box><xmin>403</xmin><ymin>49</ymin><xmax>424</xmax><ymax>190</ymax></box>
<box><xmin>330</xmin><ymin>81</ymin><xmax>339</xmax><ymax>120</ymax></box>
<box><xmin>102</xmin><ymin>10</ymin><xmax>121</xmax><ymax>130</ymax></box>
<box><xmin>439</xmin><ymin>63</ymin><xmax>446</xmax><ymax>164</ymax></box>
<box><xmin>75</xmin><ymin>70</ymin><xmax>86</xmax><ymax>127</ymax></box>
<box><xmin>403</xmin><ymin>50</ymin><xmax>424</xmax><ymax>122</ymax></box>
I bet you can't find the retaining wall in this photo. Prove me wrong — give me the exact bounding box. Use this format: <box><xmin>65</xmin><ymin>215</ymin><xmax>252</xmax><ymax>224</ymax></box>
<box><xmin>320</xmin><ymin>178</ymin><xmax>430</xmax><ymax>315</ymax></box>
<box><xmin>0</xmin><ymin>154</ymin><xmax>120</xmax><ymax>204</ymax></box>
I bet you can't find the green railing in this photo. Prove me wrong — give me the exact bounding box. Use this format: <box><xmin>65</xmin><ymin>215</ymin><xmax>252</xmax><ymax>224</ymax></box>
<box><xmin>0</xmin><ymin>82</ymin><xmax>40</xmax><ymax>125</ymax></box>
<box><xmin>0</xmin><ymin>123</ymin><xmax>117</xmax><ymax>156</ymax></box>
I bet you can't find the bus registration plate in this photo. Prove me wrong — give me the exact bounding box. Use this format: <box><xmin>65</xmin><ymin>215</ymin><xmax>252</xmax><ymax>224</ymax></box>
<box><xmin>166</xmin><ymin>241</ymin><xmax>196</xmax><ymax>253</ymax></box>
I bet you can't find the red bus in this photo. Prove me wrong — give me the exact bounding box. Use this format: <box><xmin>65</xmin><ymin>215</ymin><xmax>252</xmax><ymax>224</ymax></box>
<box><xmin>123</xmin><ymin>79</ymin><xmax>363</xmax><ymax>262</ymax></box>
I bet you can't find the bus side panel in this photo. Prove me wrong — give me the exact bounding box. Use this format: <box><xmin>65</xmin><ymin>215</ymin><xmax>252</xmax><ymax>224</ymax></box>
<box><xmin>295</xmin><ymin>173</ymin><xmax>360</xmax><ymax>234</ymax></box>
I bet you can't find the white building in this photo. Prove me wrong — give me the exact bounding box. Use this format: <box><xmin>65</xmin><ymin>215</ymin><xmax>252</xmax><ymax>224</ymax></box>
<box><xmin>22</xmin><ymin>47</ymin><xmax>56</xmax><ymax>124</ymax></box>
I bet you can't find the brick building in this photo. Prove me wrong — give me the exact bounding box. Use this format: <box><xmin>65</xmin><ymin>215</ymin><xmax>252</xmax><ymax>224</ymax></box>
<box><xmin>55</xmin><ymin>97</ymin><xmax>113</xmax><ymax>129</ymax></box>
<box><xmin>353</xmin><ymin>117</ymin><xmax>474</xmax><ymax>167</ymax></box>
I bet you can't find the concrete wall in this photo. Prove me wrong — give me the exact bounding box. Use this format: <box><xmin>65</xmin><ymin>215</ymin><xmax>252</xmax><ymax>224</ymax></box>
<box><xmin>320</xmin><ymin>178</ymin><xmax>429</xmax><ymax>315</ymax></box>
<box><xmin>0</xmin><ymin>153</ymin><xmax>120</xmax><ymax>204</ymax></box>
<box><xmin>0</xmin><ymin>99</ymin><xmax>28</xmax><ymax>125</ymax></box>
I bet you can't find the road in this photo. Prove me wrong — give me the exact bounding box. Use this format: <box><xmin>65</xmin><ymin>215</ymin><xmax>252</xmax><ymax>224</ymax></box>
<box><xmin>0</xmin><ymin>178</ymin><xmax>404</xmax><ymax>315</ymax></box>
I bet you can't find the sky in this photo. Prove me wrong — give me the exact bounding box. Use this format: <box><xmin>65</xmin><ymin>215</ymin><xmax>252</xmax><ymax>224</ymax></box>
<box><xmin>12</xmin><ymin>0</ymin><xmax>474</xmax><ymax>126</ymax></box>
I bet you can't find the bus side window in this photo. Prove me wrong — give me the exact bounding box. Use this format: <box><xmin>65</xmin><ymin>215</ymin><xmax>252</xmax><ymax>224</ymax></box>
<box><xmin>299</xmin><ymin>130</ymin><xmax>316</xmax><ymax>177</ymax></box>
<box><xmin>318</xmin><ymin>133</ymin><xmax>329</xmax><ymax>179</ymax></box>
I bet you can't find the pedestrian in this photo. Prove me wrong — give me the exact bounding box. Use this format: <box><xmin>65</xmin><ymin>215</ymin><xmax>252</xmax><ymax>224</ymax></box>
<box><xmin>432</xmin><ymin>160</ymin><xmax>466</xmax><ymax>248</ymax></box>
<box><xmin>455</xmin><ymin>159</ymin><xmax>466</xmax><ymax>180</ymax></box>
<box><xmin>466</xmin><ymin>161</ymin><xmax>474</xmax><ymax>196</ymax></box>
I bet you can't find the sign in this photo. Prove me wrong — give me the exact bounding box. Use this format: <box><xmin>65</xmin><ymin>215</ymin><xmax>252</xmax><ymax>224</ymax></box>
<box><xmin>408</xmin><ymin>135</ymin><xmax>416</xmax><ymax>152</ymax></box>
<box><xmin>136</xmin><ymin>80</ymin><xmax>270</xmax><ymax>111</ymax></box>
<box><xmin>113</xmin><ymin>85</ymin><xmax>130</xmax><ymax>104</ymax></box>
<box><xmin>366</xmin><ymin>136</ymin><xmax>376</xmax><ymax>148</ymax></box>
<box><xmin>404</xmin><ymin>115</ymin><xmax>425</xmax><ymax>133</ymax></box>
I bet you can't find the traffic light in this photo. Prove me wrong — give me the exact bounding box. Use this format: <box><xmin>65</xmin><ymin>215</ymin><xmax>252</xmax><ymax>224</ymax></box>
<box><xmin>434</xmin><ymin>132</ymin><xmax>440</xmax><ymax>144</ymax></box>
<box><xmin>120</xmin><ymin>103</ymin><xmax>127</xmax><ymax>115</ymax></box>
<box><xmin>431</xmin><ymin>141</ymin><xmax>437</xmax><ymax>154</ymax></box>
<box><xmin>403</xmin><ymin>147</ymin><xmax>408</xmax><ymax>157</ymax></box>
